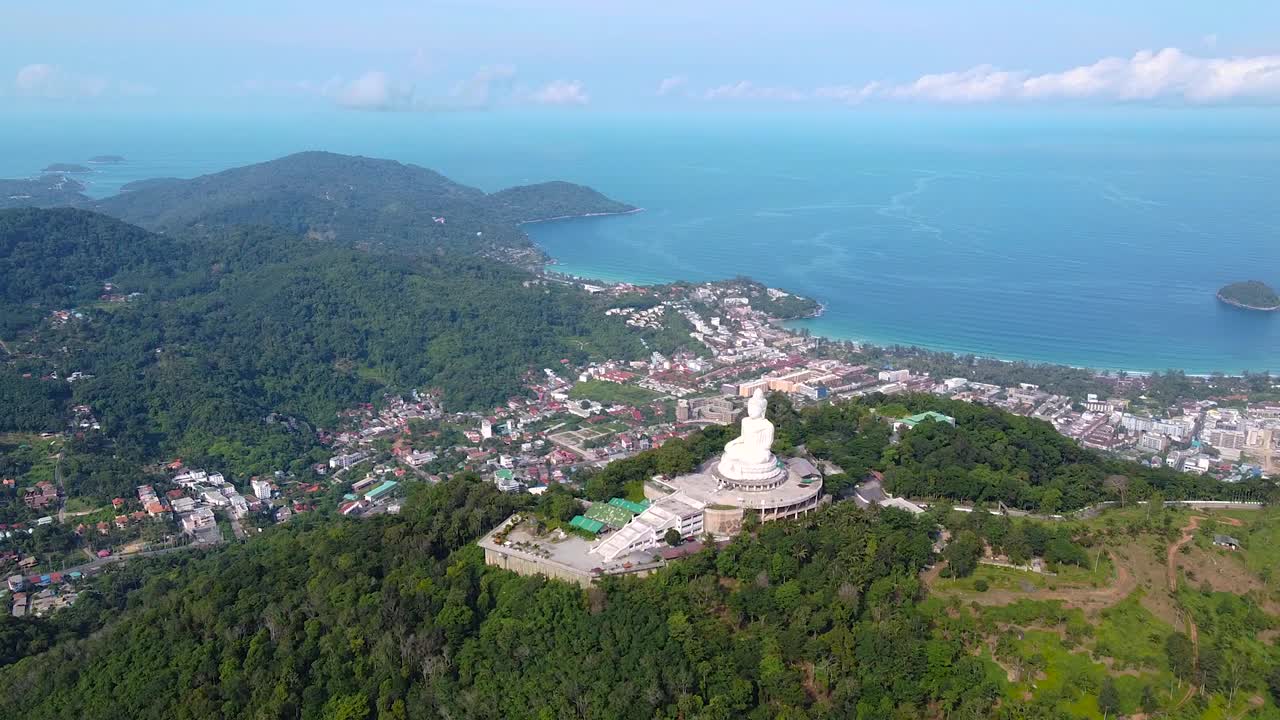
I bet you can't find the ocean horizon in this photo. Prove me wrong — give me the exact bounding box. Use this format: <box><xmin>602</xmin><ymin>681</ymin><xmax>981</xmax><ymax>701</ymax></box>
<box><xmin>2</xmin><ymin>107</ymin><xmax>1278</xmax><ymax>374</ymax></box>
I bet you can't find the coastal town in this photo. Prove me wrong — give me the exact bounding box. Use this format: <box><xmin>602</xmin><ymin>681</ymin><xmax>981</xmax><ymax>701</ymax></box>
<box><xmin>2</xmin><ymin>273</ymin><xmax>1277</xmax><ymax>617</ymax></box>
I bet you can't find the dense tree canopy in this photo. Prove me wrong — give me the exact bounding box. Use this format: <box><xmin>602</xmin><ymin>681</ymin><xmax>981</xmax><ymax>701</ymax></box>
<box><xmin>1217</xmin><ymin>280</ymin><xmax>1280</xmax><ymax>310</ymax></box>
<box><xmin>0</xmin><ymin>208</ymin><xmax>684</xmax><ymax>479</ymax></box>
<box><xmin>770</xmin><ymin>393</ymin><xmax>1267</xmax><ymax>511</ymax></box>
<box><xmin>0</xmin><ymin>477</ymin><xmax>998</xmax><ymax>720</ymax></box>
<box><xmin>91</xmin><ymin>152</ymin><xmax>633</xmax><ymax>256</ymax></box>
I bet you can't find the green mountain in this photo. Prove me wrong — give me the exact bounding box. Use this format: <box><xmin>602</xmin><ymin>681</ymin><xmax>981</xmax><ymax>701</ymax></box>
<box><xmin>0</xmin><ymin>175</ymin><xmax>90</xmax><ymax>210</ymax></box>
<box><xmin>1217</xmin><ymin>280</ymin><xmax>1280</xmax><ymax>311</ymax></box>
<box><xmin>0</xmin><ymin>476</ymin><xmax>962</xmax><ymax>720</ymax></box>
<box><xmin>0</xmin><ymin>207</ymin><xmax>675</xmax><ymax>483</ymax></box>
<box><xmin>0</xmin><ymin>208</ymin><xmax>187</xmax><ymax>333</ymax></box>
<box><xmin>92</xmin><ymin>151</ymin><xmax>633</xmax><ymax>255</ymax></box>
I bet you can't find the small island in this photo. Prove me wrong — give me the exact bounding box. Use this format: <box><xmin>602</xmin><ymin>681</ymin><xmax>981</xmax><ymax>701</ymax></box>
<box><xmin>88</xmin><ymin>155</ymin><xmax>127</xmax><ymax>164</ymax></box>
<box><xmin>1217</xmin><ymin>280</ymin><xmax>1280</xmax><ymax>311</ymax></box>
<box><xmin>43</xmin><ymin>163</ymin><xmax>93</xmax><ymax>173</ymax></box>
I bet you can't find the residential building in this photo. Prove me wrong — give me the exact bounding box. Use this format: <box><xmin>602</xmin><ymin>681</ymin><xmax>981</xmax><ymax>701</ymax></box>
<box><xmin>251</xmin><ymin>478</ymin><xmax>272</xmax><ymax>500</ymax></box>
<box><xmin>180</xmin><ymin>507</ymin><xmax>216</xmax><ymax>535</ymax></box>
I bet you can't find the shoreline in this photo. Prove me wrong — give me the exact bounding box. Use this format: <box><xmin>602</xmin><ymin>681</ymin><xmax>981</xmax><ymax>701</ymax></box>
<box><xmin>788</xmin><ymin>314</ymin><xmax>1278</xmax><ymax>378</ymax></box>
<box><xmin>1216</xmin><ymin>292</ymin><xmax>1280</xmax><ymax>313</ymax></box>
<box><xmin>540</xmin><ymin>260</ymin><xmax>1275</xmax><ymax>378</ymax></box>
<box><xmin>523</xmin><ymin>213</ymin><xmax>1276</xmax><ymax>378</ymax></box>
<box><xmin>518</xmin><ymin>207</ymin><xmax>644</xmax><ymax>226</ymax></box>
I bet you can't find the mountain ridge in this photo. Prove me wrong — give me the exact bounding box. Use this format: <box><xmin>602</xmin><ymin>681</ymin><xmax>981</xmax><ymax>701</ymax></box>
<box><xmin>1</xmin><ymin>151</ymin><xmax>634</xmax><ymax>257</ymax></box>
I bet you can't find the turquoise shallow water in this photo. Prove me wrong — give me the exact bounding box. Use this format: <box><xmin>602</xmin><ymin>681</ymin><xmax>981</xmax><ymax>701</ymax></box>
<box><xmin>2</xmin><ymin>108</ymin><xmax>1277</xmax><ymax>373</ymax></box>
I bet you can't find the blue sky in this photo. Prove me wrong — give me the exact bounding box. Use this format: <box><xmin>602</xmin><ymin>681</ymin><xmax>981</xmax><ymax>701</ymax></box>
<box><xmin>4</xmin><ymin>1</ymin><xmax>1280</xmax><ymax>110</ymax></box>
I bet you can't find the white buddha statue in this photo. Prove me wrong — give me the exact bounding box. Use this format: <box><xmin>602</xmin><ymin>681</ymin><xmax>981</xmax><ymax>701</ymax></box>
<box><xmin>717</xmin><ymin>389</ymin><xmax>783</xmax><ymax>484</ymax></box>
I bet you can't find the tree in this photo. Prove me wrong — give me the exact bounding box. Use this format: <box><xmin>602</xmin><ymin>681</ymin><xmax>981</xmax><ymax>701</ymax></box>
<box><xmin>1104</xmin><ymin>474</ymin><xmax>1129</xmax><ymax>506</ymax></box>
<box><xmin>1165</xmin><ymin>632</ymin><xmax>1195</xmax><ymax>684</ymax></box>
<box><xmin>1267</xmin><ymin>664</ymin><xmax>1280</xmax><ymax>706</ymax></box>
<box><xmin>664</xmin><ymin>527</ymin><xmax>682</xmax><ymax>546</ymax></box>
<box><xmin>1147</xmin><ymin>491</ymin><xmax>1164</xmax><ymax>522</ymax></box>
<box><xmin>943</xmin><ymin>530</ymin><xmax>982</xmax><ymax>578</ymax></box>
<box><xmin>1038</xmin><ymin>488</ymin><xmax>1062</xmax><ymax>516</ymax></box>
<box><xmin>1097</xmin><ymin>676</ymin><xmax>1120</xmax><ymax>717</ymax></box>
<box><xmin>1140</xmin><ymin>684</ymin><xmax>1158</xmax><ymax>714</ymax></box>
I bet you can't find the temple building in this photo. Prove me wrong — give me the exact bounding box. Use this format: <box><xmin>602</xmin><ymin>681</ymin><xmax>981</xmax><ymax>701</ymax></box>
<box><xmin>592</xmin><ymin>389</ymin><xmax>822</xmax><ymax>562</ymax></box>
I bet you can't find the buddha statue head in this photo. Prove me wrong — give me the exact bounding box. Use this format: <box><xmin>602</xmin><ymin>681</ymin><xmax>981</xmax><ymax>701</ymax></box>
<box><xmin>747</xmin><ymin>388</ymin><xmax>767</xmax><ymax>419</ymax></box>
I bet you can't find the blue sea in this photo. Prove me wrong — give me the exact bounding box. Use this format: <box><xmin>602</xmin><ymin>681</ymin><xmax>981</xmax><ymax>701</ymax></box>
<box><xmin>2</xmin><ymin>107</ymin><xmax>1278</xmax><ymax>373</ymax></box>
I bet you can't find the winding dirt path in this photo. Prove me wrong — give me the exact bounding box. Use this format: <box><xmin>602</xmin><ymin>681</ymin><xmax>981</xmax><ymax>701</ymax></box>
<box><xmin>1165</xmin><ymin>514</ymin><xmax>1244</xmax><ymax>712</ymax></box>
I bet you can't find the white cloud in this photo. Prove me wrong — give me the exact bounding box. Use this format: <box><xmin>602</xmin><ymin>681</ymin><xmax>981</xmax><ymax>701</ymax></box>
<box><xmin>699</xmin><ymin>48</ymin><xmax>1280</xmax><ymax>107</ymax></box>
<box><xmin>332</xmin><ymin>70</ymin><xmax>414</xmax><ymax>110</ymax></box>
<box><xmin>890</xmin><ymin>65</ymin><xmax>1025</xmax><ymax>102</ymax></box>
<box><xmin>309</xmin><ymin>65</ymin><xmax>588</xmax><ymax>111</ymax></box>
<box><xmin>657</xmin><ymin>75</ymin><xmax>688</xmax><ymax>96</ymax></box>
<box><xmin>1018</xmin><ymin>48</ymin><xmax>1280</xmax><ymax>103</ymax></box>
<box><xmin>450</xmin><ymin>64</ymin><xmax>516</xmax><ymax>107</ymax></box>
<box><xmin>704</xmin><ymin>81</ymin><xmax>806</xmax><ymax>102</ymax></box>
<box><xmin>813</xmin><ymin>82</ymin><xmax>881</xmax><ymax>105</ymax></box>
<box><xmin>881</xmin><ymin>48</ymin><xmax>1280</xmax><ymax>105</ymax></box>
<box><xmin>13</xmin><ymin>63</ymin><xmax>154</xmax><ymax>99</ymax></box>
<box><xmin>528</xmin><ymin>79</ymin><xmax>589</xmax><ymax>106</ymax></box>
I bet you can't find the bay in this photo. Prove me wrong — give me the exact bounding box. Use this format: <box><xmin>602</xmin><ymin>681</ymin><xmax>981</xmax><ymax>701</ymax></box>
<box><xmin>1</xmin><ymin>107</ymin><xmax>1277</xmax><ymax>373</ymax></box>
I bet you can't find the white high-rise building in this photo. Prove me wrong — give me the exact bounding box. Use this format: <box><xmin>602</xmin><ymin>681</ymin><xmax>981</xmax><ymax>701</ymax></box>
<box><xmin>251</xmin><ymin>478</ymin><xmax>272</xmax><ymax>501</ymax></box>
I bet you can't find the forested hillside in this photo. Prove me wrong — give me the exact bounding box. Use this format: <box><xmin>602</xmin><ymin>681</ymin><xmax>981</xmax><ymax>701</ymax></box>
<box><xmin>485</xmin><ymin>180</ymin><xmax>634</xmax><ymax>223</ymax></box>
<box><xmin>90</xmin><ymin>152</ymin><xmax>633</xmax><ymax>255</ymax></box>
<box><xmin>767</xmin><ymin>393</ymin><xmax>1272</xmax><ymax>511</ymax></box>
<box><xmin>0</xmin><ymin>208</ymin><xmax>192</xmax><ymax>335</ymax></box>
<box><xmin>0</xmin><ymin>176</ymin><xmax>89</xmax><ymax>211</ymax></box>
<box><xmin>0</xmin><ymin>477</ymin><xmax>989</xmax><ymax>720</ymax></box>
<box><xmin>0</xmin><ymin>208</ymin><xmax>676</xmax><ymax>480</ymax></box>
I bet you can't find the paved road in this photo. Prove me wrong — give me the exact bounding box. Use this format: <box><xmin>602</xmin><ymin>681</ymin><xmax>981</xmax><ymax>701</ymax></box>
<box><xmin>54</xmin><ymin>537</ymin><xmax>222</xmax><ymax>577</ymax></box>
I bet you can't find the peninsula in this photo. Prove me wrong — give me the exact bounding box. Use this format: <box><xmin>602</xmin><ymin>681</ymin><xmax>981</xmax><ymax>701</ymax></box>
<box><xmin>1217</xmin><ymin>280</ymin><xmax>1280</xmax><ymax>311</ymax></box>
<box><xmin>43</xmin><ymin>163</ymin><xmax>93</xmax><ymax>173</ymax></box>
<box><xmin>88</xmin><ymin>155</ymin><xmax>126</xmax><ymax>163</ymax></box>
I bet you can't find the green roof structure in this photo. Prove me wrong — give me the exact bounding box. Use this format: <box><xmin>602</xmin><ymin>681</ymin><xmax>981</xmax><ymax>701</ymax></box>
<box><xmin>607</xmin><ymin>497</ymin><xmax>650</xmax><ymax>515</ymax></box>
<box><xmin>897</xmin><ymin>411</ymin><xmax>955</xmax><ymax>429</ymax></box>
<box><xmin>365</xmin><ymin>480</ymin><xmax>399</xmax><ymax>501</ymax></box>
<box><xmin>585</xmin><ymin>502</ymin><xmax>635</xmax><ymax>529</ymax></box>
<box><xmin>569</xmin><ymin>515</ymin><xmax>605</xmax><ymax>534</ymax></box>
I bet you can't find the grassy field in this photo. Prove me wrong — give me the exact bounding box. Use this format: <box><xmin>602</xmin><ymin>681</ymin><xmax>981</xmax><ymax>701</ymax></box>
<box><xmin>0</xmin><ymin>433</ymin><xmax>62</xmax><ymax>486</ymax></box>
<box><xmin>1093</xmin><ymin>592</ymin><xmax>1173</xmax><ymax>671</ymax></box>
<box><xmin>969</xmin><ymin>597</ymin><xmax>1183</xmax><ymax>718</ymax></box>
<box><xmin>928</xmin><ymin>504</ymin><xmax>1280</xmax><ymax>718</ymax></box>
<box><xmin>62</xmin><ymin>496</ymin><xmax>101</xmax><ymax>513</ymax></box>
<box><xmin>569</xmin><ymin>380</ymin><xmax>661</xmax><ymax>406</ymax></box>
<box><xmin>932</xmin><ymin>554</ymin><xmax>1115</xmax><ymax>598</ymax></box>
<box><xmin>1239</xmin><ymin>506</ymin><xmax>1280</xmax><ymax>586</ymax></box>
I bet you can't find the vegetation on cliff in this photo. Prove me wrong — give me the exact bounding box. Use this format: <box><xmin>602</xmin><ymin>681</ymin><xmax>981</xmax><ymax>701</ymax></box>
<box><xmin>1217</xmin><ymin>280</ymin><xmax>1280</xmax><ymax>311</ymax></box>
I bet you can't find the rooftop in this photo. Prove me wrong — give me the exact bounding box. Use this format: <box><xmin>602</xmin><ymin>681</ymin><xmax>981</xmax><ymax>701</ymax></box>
<box><xmin>583</xmin><ymin>502</ymin><xmax>634</xmax><ymax>529</ymax></box>
<box><xmin>570</xmin><ymin>515</ymin><xmax>606</xmax><ymax>534</ymax></box>
<box><xmin>897</xmin><ymin>411</ymin><xmax>956</xmax><ymax>428</ymax></box>
<box><xmin>479</xmin><ymin>516</ymin><xmax>661</xmax><ymax>576</ymax></box>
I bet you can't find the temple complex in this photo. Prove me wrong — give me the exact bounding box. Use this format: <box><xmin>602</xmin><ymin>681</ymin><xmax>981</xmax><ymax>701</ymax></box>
<box><xmin>592</xmin><ymin>389</ymin><xmax>822</xmax><ymax>561</ymax></box>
